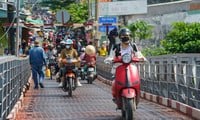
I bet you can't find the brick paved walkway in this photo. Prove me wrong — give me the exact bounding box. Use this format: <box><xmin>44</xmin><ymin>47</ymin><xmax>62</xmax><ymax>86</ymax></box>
<box><xmin>15</xmin><ymin>78</ymin><xmax>194</xmax><ymax>120</ymax></box>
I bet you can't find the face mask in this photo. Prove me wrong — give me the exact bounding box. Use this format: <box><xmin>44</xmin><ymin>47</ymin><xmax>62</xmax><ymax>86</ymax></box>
<box><xmin>121</xmin><ymin>37</ymin><xmax>129</xmax><ymax>43</ymax></box>
<box><xmin>66</xmin><ymin>45</ymin><xmax>70</xmax><ymax>49</ymax></box>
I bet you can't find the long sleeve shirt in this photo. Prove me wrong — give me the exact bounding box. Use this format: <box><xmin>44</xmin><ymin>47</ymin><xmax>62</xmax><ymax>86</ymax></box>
<box><xmin>29</xmin><ymin>46</ymin><xmax>47</xmax><ymax>66</ymax></box>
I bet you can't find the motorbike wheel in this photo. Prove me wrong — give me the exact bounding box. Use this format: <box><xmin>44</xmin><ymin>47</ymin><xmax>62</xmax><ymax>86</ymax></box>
<box><xmin>122</xmin><ymin>97</ymin><xmax>136</xmax><ymax>120</ymax></box>
<box><xmin>50</xmin><ymin>65</ymin><xmax>55</xmax><ymax>80</ymax></box>
<box><xmin>87</xmin><ymin>76</ymin><xmax>93</xmax><ymax>84</ymax></box>
<box><xmin>81</xmin><ymin>73</ymin><xmax>85</xmax><ymax>80</ymax></box>
<box><xmin>62</xmin><ymin>78</ymin><xmax>67</xmax><ymax>92</ymax></box>
<box><xmin>68</xmin><ymin>77</ymin><xmax>73</xmax><ymax>97</ymax></box>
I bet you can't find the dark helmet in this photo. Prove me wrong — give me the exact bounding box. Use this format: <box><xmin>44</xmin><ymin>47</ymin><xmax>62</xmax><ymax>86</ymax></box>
<box><xmin>60</xmin><ymin>40</ymin><xmax>66</xmax><ymax>49</ymax></box>
<box><xmin>48</xmin><ymin>44</ymin><xmax>54</xmax><ymax>50</ymax></box>
<box><xmin>119</xmin><ymin>28</ymin><xmax>131</xmax><ymax>43</ymax></box>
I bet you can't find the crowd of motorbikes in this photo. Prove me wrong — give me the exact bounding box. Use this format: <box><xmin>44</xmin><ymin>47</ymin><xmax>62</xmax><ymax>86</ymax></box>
<box><xmin>44</xmin><ymin>29</ymin><xmax>146</xmax><ymax>120</ymax></box>
<box><xmin>46</xmin><ymin>45</ymin><xmax>144</xmax><ymax>120</ymax></box>
<box><xmin>45</xmin><ymin>45</ymin><xmax>97</xmax><ymax>97</ymax></box>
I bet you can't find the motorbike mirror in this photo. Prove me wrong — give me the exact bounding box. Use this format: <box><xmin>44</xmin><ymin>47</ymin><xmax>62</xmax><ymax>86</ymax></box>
<box><xmin>105</xmin><ymin>61</ymin><xmax>110</xmax><ymax>65</ymax></box>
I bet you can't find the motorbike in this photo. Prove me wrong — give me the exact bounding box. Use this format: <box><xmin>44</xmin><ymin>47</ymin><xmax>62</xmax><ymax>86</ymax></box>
<box><xmin>110</xmin><ymin>53</ymin><xmax>142</xmax><ymax>120</ymax></box>
<box><xmin>61</xmin><ymin>57</ymin><xmax>78</xmax><ymax>97</ymax></box>
<box><xmin>85</xmin><ymin>61</ymin><xmax>96</xmax><ymax>84</ymax></box>
<box><xmin>79</xmin><ymin>60</ymin><xmax>86</xmax><ymax>80</ymax></box>
<box><xmin>47</xmin><ymin>57</ymin><xmax>57</xmax><ymax>80</ymax></box>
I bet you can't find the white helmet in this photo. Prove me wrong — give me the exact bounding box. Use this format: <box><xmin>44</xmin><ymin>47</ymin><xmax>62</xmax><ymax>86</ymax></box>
<box><xmin>81</xmin><ymin>47</ymin><xmax>85</xmax><ymax>52</ymax></box>
<box><xmin>60</xmin><ymin>40</ymin><xmax>66</xmax><ymax>45</ymax></box>
<box><xmin>85</xmin><ymin>45</ymin><xmax>96</xmax><ymax>55</ymax></box>
<box><xmin>66</xmin><ymin>39</ymin><xmax>73</xmax><ymax>45</ymax></box>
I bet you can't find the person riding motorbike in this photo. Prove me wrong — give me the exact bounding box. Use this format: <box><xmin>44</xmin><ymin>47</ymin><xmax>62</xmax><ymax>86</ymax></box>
<box><xmin>82</xmin><ymin>45</ymin><xmax>96</xmax><ymax>64</ymax></box>
<box><xmin>80</xmin><ymin>45</ymin><xmax>97</xmax><ymax>81</ymax></box>
<box><xmin>46</xmin><ymin>44</ymin><xmax>58</xmax><ymax>79</ymax></box>
<box><xmin>104</xmin><ymin>28</ymin><xmax>146</xmax><ymax>119</ymax></box>
<box><xmin>58</xmin><ymin>39</ymin><xmax>82</xmax><ymax>87</ymax></box>
<box><xmin>104</xmin><ymin>28</ymin><xmax>146</xmax><ymax>73</ymax></box>
<box><xmin>56</xmin><ymin>39</ymin><xmax>70</xmax><ymax>82</ymax></box>
<box><xmin>46</xmin><ymin>44</ymin><xmax>56</xmax><ymax>61</ymax></box>
<box><xmin>104</xmin><ymin>27</ymin><xmax>146</xmax><ymax>89</ymax></box>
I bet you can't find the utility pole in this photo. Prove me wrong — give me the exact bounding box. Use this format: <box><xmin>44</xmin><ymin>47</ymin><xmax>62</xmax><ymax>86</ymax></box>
<box><xmin>95</xmin><ymin>0</ymin><xmax>99</xmax><ymax>24</ymax></box>
<box><xmin>16</xmin><ymin>0</ymin><xmax>20</xmax><ymax>56</ymax></box>
<box><xmin>88</xmin><ymin>0</ymin><xmax>91</xmax><ymax>19</ymax></box>
<box><xmin>95</xmin><ymin>0</ymin><xmax>99</xmax><ymax>47</ymax></box>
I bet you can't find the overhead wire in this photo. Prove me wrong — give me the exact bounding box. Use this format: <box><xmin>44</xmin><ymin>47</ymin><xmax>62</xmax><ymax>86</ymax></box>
<box><xmin>0</xmin><ymin>13</ymin><xmax>16</xmax><ymax>41</ymax></box>
<box><xmin>0</xmin><ymin>0</ymin><xmax>40</xmax><ymax>41</ymax></box>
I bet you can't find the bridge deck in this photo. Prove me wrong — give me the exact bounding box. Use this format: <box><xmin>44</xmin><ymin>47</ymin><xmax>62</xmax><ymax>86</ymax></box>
<box><xmin>15</xmin><ymin>78</ymin><xmax>193</xmax><ymax>120</ymax></box>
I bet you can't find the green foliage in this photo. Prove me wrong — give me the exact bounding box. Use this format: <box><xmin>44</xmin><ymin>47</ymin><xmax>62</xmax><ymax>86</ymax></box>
<box><xmin>40</xmin><ymin>0</ymin><xmax>74</xmax><ymax>12</ymax></box>
<box><xmin>41</xmin><ymin>1</ymin><xmax>89</xmax><ymax>23</ymax></box>
<box><xmin>0</xmin><ymin>19</ymin><xmax>8</xmax><ymax>49</ymax></box>
<box><xmin>127</xmin><ymin>23</ymin><xmax>137</xmax><ymax>39</ymax></box>
<box><xmin>67</xmin><ymin>3</ymin><xmax>88</xmax><ymax>23</ymax></box>
<box><xmin>128</xmin><ymin>20</ymin><xmax>153</xmax><ymax>41</ymax></box>
<box><xmin>161</xmin><ymin>22</ymin><xmax>200</xmax><ymax>53</ymax></box>
<box><xmin>142</xmin><ymin>46</ymin><xmax>168</xmax><ymax>56</ymax></box>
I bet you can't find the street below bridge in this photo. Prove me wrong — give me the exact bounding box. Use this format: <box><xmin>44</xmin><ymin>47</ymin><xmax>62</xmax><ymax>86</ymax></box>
<box><xmin>15</xmin><ymin>78</ymin><xmax>193</xmax><ymax>120</ymax></box>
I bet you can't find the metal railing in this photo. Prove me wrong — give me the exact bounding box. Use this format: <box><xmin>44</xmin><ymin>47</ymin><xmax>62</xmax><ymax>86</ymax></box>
<box><xmin>0</xmin><ymin>56</ymin><xmax>31</xmax><ymax>119</ymax></box>
<box><xmin>96</xmin><ymin>54</ymin><xmax>200</xmax><ymax>109</ymax></box>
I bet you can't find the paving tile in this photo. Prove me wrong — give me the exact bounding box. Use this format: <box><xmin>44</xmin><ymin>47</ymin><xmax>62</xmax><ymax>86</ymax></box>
<box><xmin>15</xmin><ymin>78</ymin><xmax>193</xmax><ymax>120</ymax></box>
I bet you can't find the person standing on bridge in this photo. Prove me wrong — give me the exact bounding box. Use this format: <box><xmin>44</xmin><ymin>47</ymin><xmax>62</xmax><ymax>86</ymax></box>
<box><xmin>29</xmin><ymin>40</ymin><xmax>47</xmax><ymax>89</ymax></box>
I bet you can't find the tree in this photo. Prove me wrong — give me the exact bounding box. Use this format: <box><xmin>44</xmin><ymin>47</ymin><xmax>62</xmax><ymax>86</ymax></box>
<box><xmin>40</xmin><ymin>0</ymin><xmax>74</xmax><ymax>12</ymax></box>
<box><xmin>67</xmin><ymin>2</ymin><xmax>88</xmax><ymax>23</ymax></box>
<box><xmin>128</xmin><ymin>20</ymin><xmax>153</xmax><ymax>43</ymax></box>
<box><xmin>161</xmin><ymin>22</ymin><xmax>200</xmax><ymax>53</ymax></box>
<box><xmin>0</xmin><ymin>19</ymin><xmax>8</xmax><ymax>53</ymax></box>
<box><xmin>40</xmin><ymin>1</ymin><xmax>88</xmax><ymax>23</ymax></box>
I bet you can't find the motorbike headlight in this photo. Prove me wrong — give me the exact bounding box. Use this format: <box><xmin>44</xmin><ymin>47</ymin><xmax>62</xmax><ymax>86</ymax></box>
<box><xmin>122</xmin><ymin>53</ymin><xmax>132</xmax><ymax>63</ymax></box>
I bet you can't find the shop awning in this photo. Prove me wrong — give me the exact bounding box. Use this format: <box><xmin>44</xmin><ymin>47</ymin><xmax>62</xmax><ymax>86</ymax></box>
<box><xmin>26</xmin><ymin>17</ymin><xmax>44</xmax><ymax>25</ymax></box>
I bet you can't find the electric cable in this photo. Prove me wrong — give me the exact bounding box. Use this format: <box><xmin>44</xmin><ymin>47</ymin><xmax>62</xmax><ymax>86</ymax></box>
<box><xmin>0</xmin><ymin>0</ymin><xmax>40</xmax><ymax>41</ymax></box>
<box><xmin>0</xmin><ymin>13</ymin><xmax>16</xmax><ymax>41</ymax></box>
<box><xmin>30</xmin><ymin>0</ymin><xmax>40</xmax><ymax>11</ymax></box>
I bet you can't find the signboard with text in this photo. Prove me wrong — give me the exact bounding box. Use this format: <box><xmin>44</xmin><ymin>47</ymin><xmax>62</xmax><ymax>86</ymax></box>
<box><xmin>99</xmin><ymin>25</ymin><xmax>116</xmax><ymax>32</ymax></box>
<box><xmin>98</xmin><ymin>17</ymin><xmax>117</xmax><ymax>33</ymax></box>
<box><xmin>99</xmin><ymin>0</ymin><xmax>147</xmax><ymax>16</ymax></box>
<box><xmin>98</xmin><ymin>17</ymin><xmax>117</xmax><ymax>24</ymax></box>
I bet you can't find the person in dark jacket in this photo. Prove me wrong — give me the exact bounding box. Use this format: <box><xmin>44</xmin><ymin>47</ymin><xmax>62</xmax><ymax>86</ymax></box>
<box><xmin>108</xmin><ymin>27</ymin><xmax>118</xmax><ymax>55</ymax></box>
<box><xmin>29</xmin><ymin>40</ymin><xmax>47</xmax><ymax>89</ymax></box>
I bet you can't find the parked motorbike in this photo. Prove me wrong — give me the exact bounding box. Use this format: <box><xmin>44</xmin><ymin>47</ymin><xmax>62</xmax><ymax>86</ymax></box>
<box><xmin>110</xmin><ymin>53</ymin><xmax>142</xmax><ymax>120</ymax></box>
<box><xmin>61</xmin><ymin>57</ymin><xmax>78</xmax><ymax>97</ymax></box>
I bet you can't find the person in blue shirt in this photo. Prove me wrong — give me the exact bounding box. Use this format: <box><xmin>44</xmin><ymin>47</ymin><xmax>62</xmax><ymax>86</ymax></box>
<box><xmin>29</xmin><ymin>40</ymin><xmax>47</xmax><ymax>89</ymax></box>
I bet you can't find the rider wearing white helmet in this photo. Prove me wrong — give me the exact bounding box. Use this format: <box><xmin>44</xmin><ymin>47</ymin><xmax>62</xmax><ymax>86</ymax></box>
<box><xmin>58</xmin><ymin>39</ymin><xmax>82</xmax><ymax>87</ymax></box>
<box><xmin>65</xmin><ymin>39</ymin><xmax>73</xmax><ymax>49</ymax></box>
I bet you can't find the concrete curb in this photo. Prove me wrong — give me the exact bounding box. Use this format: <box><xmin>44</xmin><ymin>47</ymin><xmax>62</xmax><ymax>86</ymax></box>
<box><xmin>97</xmin><ymin>75</ymin><xmax>200</xmax><ymax>120</ymax></box>
<box><xmin>6</xmin><ymin>76</ymin><xmax>32</xmax><ymax>120</ymax></box>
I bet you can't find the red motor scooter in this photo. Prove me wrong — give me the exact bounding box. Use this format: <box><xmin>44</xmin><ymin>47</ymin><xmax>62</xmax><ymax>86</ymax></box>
<box><xmin>111</xmin><ymin>53</ymin><xmax>141</xmax><ymax>120</ymax></box>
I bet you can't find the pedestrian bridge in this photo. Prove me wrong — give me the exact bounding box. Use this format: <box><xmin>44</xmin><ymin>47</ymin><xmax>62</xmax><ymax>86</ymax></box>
<box><xmin>0</xmin><ymin>54</ymin><xmax>200</xmax><ymax>120</ymax></box>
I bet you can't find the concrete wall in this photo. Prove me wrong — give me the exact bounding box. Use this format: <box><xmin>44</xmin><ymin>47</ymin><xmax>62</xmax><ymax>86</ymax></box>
<box><xmin>126</xmin><ymin>0</ymin><xmax>192</xmax><ymax>23</ymax></box>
